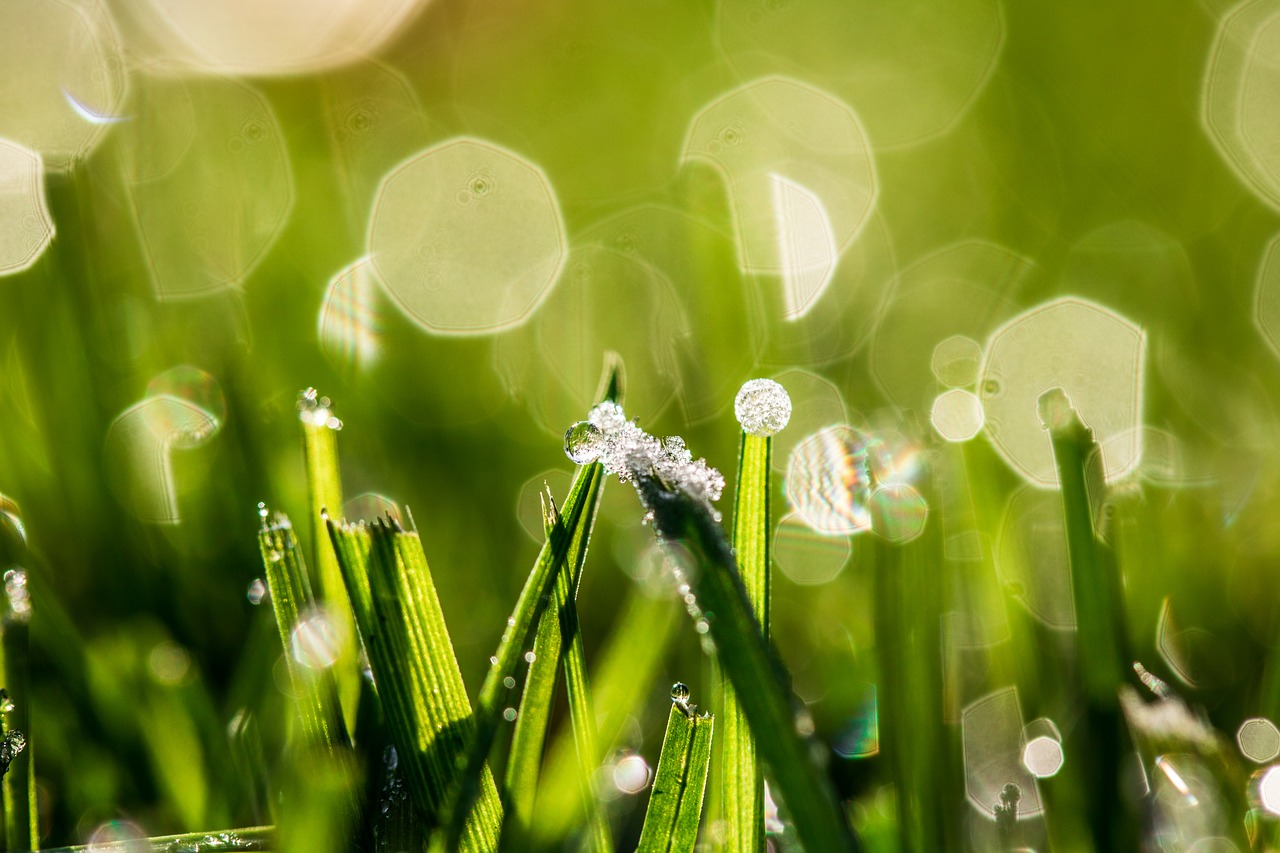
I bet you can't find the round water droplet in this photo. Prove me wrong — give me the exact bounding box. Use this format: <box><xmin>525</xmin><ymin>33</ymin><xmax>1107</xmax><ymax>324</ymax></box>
<box><xmin>734</xmin><ymin>378</ymin><xmax>792</xmax><ymax>437</ymax></box>
<box><xmin>670</xmin><ymin>682</ymin><xmax>691</xmax><ymax>705</ymax></box>
<box><xmin>246</xmin><ymin>578</ymin><xmax>267</xmax><ymax>605</ymax></box>
<box><xmin>503</xmin><ymin>676</ymin><xmax>516</xmax><ymax>689</ymax></box>
<box><xmin>524</xmin><ymin>650</ymin><xmax>537</xmax><ymax>663</ymax></box>
<box><xmin>564</xmin><ymin>421</ymin><xmax>604</xmax><ymax>464</ymax></box>
<box><xmin>503</xmin><ymin>707</ymin><xmax>518</xmax><ymax>722</ymax></box>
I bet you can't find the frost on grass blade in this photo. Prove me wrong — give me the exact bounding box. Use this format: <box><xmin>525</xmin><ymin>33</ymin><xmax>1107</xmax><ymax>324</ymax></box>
<box><xmin>563</xmin><ymin>401</ymin><xmax>725</xmax><ymax>521</ymax></box>
<box><xmin>566</xmin><ymin>402</ymin><xmax>861</xmax><ymax>852</ymax></box>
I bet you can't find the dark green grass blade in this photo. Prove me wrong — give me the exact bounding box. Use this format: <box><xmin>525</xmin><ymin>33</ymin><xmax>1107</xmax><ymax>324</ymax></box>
<box><xmin>722</xmin><ymin>431</ymin><xmax>770</xmax><ymax>853</ymax></box>
<box><xmin>640</xmin><ymin>481</ymin><xmax>862</xmax><ymax>853</ymax></box>
<box><xmin>1040</xmin><ymin>388</ymin><xmax>1128</xmax><ymax>701</ymax></box>
<box><xmin>298</xmin><ymin>392</ymin><xmax>360</xmax><ymax>736</ymax></box>
<box><xmin>636</xmin><ymin>701</ymin><xmax>714</xmax><ymax>853</ymax></box>
<box><xmin>327</xmin><ymin>517</ymin><xmax>502</xmax><ymax>850</ymax></box>
<box><xmin>1040</xmin><ymin>387</ymin><xmax>1136</xmax><ymax>851</ymax></box>
<box><xmin>525</xmin><ymin>590</ymin><xmax>679</xmax><ymax>847</ymax></box>
<box><xmin>439</xmin><ymin>465</ymin><xmax>604</xmax><ymax>851</ymax></box>
<box><xmin>258</xmin><ymin>513</ymin><xmax>349</xmax><ymax>752</ymax></box>
<box><xmin>2</xmin><ymin>570</ymin><xmax>34</xmax><ymax>853</ymax></box>
<box><xmin>36</xmin><ymin>826</ymin><xmax>274</xmax><ymax>852</ymax></box>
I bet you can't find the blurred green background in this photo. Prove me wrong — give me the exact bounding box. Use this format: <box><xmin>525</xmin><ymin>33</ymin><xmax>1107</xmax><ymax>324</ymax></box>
<box><xmin>5</xmin><ymin>0</ymin><xmax>1280</xmax><ymax>848</ymax></box>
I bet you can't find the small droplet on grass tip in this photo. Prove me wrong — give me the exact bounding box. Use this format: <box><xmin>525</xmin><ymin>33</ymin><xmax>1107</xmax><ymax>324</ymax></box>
<box><xmin>734</xmin><ymin>378</ymin><xmax>792</xmax><ymax>436</ymax></box>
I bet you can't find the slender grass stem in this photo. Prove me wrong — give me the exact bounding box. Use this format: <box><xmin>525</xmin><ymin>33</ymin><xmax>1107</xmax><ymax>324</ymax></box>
<box><xmin>258</xmin><ymin>514</ymin><xmax>348</xmax><ymax>753</ymax></box>
<box><xmin>721</xmin><ymin>431</ymin><xmax>769</xmax><ymax>853</ymax></box>
<box><xmin>1</xmin><ymin>574</ymin><xmax>33</xmax><ymax>853</ymax></box>
<box><xmin>298</xmin><ymin>391</ymin><xmax>360</xmax><ymax>737</ymax></box>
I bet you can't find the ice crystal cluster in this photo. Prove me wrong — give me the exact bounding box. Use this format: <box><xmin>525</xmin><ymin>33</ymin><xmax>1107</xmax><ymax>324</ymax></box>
<box><xmin>564</xmin><ymin>401</ymin><xmax>726</xmax><ymax>521</ymax></box>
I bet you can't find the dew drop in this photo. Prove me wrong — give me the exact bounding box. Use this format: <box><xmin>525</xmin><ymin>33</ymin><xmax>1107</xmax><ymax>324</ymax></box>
<box><xmin>246</xmin><ymin>578</ymin><xmax>267</xmax><ymax>605</ymax></box>
<box><xmin>564</xmin><ymin>421</ymin><xmax>604</xmax><ymax>464</ymax></box>
<box><xmin>671</xmin><ymin>681</ymin><xmax>691</xmax><ymax>706</ymax></box>
<box><xmin>734</xmin><ymin>378</ymin><xmax>792</xmax><ymax>436</ymax></box>
<box><xmin>503</xmin><ymin>676</ymin><xmax>516</xmax><ymax>689</ymax></box>
<box><xmin>503</xmin><ymin>707</ymin><xmax>518</xmax><ymax>722</ymax></box>
<box><xmin>524</xmin><ymin>650</ymin><xmax>536</xmax><ymax>663</ymax></box>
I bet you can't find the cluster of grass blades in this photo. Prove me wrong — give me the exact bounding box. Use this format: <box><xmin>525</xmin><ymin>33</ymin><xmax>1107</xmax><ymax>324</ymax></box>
<box><xmin>12</xmin><ymin>359</ymin><xmax>1248</xmax><ymax>852</ymax></box>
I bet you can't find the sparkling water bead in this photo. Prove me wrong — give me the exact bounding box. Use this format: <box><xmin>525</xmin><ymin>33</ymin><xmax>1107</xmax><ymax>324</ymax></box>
<box><xmin>670</xmin><ymin>682</ymin><xmax>691</xmax><ymax>705</ymax></box>
<box><xmin>735</xmin><ymin>378</ymin><xmax>792</xmax><ymax>437</ymax></box>
<box><xmin>564</xmin><ymin>421</ymin><xmax>604</xmax><ymax>464</ymax></box>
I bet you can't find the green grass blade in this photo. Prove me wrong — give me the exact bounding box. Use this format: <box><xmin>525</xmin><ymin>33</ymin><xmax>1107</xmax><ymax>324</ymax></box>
<box><xmin>721</xmin><ymin>431</ymin><xmax>770</xmax><ymax>853</ymax></box>
<box><xmin>258</xmin><ymin>512</ymin><xmax>349</xmax><ymax>752</ymax></box>
<box><xmin>36</xmin><ymin>826</ymin><xmax>274</xmax><ymax>852</ymax></box>
<box><xmin>640</xmin><ymin>481</ymin><xmax>862</xmax><ymax>853</ymax></box>
<box><xmin>297</xmin><ymin>390</ymin><xmax>360</xmax><ymax>736</ymax></box>
<box><xmin>499</xmin><ymin>468</ymin><xmax>606</xmax><ymax>848</ymax></box>
<box><xmin>1039</xmin><ymin>387</ymin><xmax>1128</xmax><ymax>701</ymax></box>
<box><xmin>1039</xmin><ymin>387</ymin><xmax>1136</xmax><ymax>850</ymax></box>
<box><xmin>328</xmin><ymin>517</ymin><xmax>502</xmax><ymax>850</ymax></box>
<box><xmin>636</xmin><ymin>696</ymin><xmax>714</xmax><ymax>853</ymax></box>
<box><xmin>2</xmin><ymin>569</ymin><xmax>34</xmax><ymax>853</ymax></box>
<box><xmin>442</xmin><ymin>464</ymin><xmax>606</xmax><ymax>851</ymax></box>
<box><xmin>526</xmin><ymin>590</ymin><xmax>679</xmax><ymax>847</ymax></box>
<box><xmin>557</xmin><ymin>568</ymin><xmax>612</xmax><ymax>853</ymax></box>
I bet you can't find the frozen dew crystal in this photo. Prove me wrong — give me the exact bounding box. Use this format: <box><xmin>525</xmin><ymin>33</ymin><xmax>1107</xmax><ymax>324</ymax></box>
<box><xmin>563</xmin><ymin>401</ymin><xmax>725</xmax><ymax>521</ymax></box>
<box><xmin>734</xmin><ymin>378</ymin><xmax>792</xmax><ymax>437</ymax></box>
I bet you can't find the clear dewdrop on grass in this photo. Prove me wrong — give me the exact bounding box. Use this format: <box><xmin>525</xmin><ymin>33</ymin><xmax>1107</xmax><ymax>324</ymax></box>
<box><xmin>563</xmin><ymin>400</ymin><xmax>725</xmax><ymax>521</ymax></box>
<box><xmin>734</xmin><ymin>378</ymin><xmax>792</xmax><ymax>436</ymax></box>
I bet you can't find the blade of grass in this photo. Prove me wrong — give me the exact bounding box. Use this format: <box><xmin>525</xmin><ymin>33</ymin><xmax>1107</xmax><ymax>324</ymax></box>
<box><xmin>722</xmin><ymin>430</ymin><xmax>770</xmax><ymax>853</ymax></box>
<box><xmin>636</xmin><ymin>695</ymin><xmax>714</xmax><ymax>853</ymax></box>
<box><xmin>298</xmin><ymin>390</ymin><xmax>360</xmax><ymax>736</ymax></box>
<box><xmin>2</xmin><ymin>569</ymin><xmax>33</xmax><ymax>853</ymax></box>
<box><xmin>639</xmin><ymin>480</ymin><xmax>862</xmax><ymax>853</ymax></box>
<box><xmin>496</xmin><ymin>482</ymin><xmax>614</xmax><ymax>852</ymax></box>
<box><xmin>525</xmin><ymin>590</ymin><xmax>679</xmax><ymax>848</ymax></box>
<box><xmin>436</xmin><ymin>468</ymin><xmax>603</xmax><ymax>852</ymax></box>
<box><xmin>36</xmin><ymin>826</ymin><xmax>274</xmax><ymax>852</ymax></box>
<box><xmin>1039</xmin><ymin>387</ymin><xmax>1135</xmax><ymax>851</ymax></box>
<box><xmin>258</xmin><ymin>511</ymin><xmax>348</xmax><ymax>752</ymax></box>
<box><xmin>327</xmin><ymin>517</ymin><xmax>502</xmax><ymax>850</ymax></box>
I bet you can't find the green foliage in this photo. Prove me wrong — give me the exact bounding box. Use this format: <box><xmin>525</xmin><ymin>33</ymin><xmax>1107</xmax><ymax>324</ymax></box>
<box><xmin>721</xmin><ymin>431</ymin><xmax>771</xmax><ymax>852</ymax></box>
<box><xmin>636</xmin><ymin>697</ymin><xmax>714</xmax><ymax>853</ymax></box>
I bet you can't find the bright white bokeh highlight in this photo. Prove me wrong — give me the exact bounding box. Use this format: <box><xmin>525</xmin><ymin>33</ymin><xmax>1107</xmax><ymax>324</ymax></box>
<box><xmin>1261</xmin><ymin>766</ymin><xmax>1280</xmax><ymax>814</ymax></box>
<box><xmin>785</xmin><ymin>425</ymin><xmax>876</xmax><ymax>535</ymax></box>
<box><xmin>369</xmin><ymin>138</ymin><xmax>566</xmax><ymax>336</ymax></box>
<box><xmin>682</xmin><ymin>77</ymin><xmax>876</xmax><ymax>317</ymax></box>
<box><xmin>931</xmin><ymin>389</ymin><xmax>985</xmax><ymax>442</ymax></box>
<box><xmin>110</xmin><ymin>0</ymin><xmax>429</xmax><ymax>76</ymax></box>
<box><xmin>0</xmin><ymin>0</ymin><xmax>126</xmax><ymax>170</ymax></box>
<box><xmin>1237</xmin><ymin>718</ymin><xmax>1280</xmax><ymax>763</ymax></box>
<box><xmin>980</xmin><ymin>297</ymin><xmax>1145</xmax><ymax>487</ymax></box>
<box><xmin>0</xmin><ymin>141</ymin><xmax>54</xmax><ymax>276</ymax></box>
